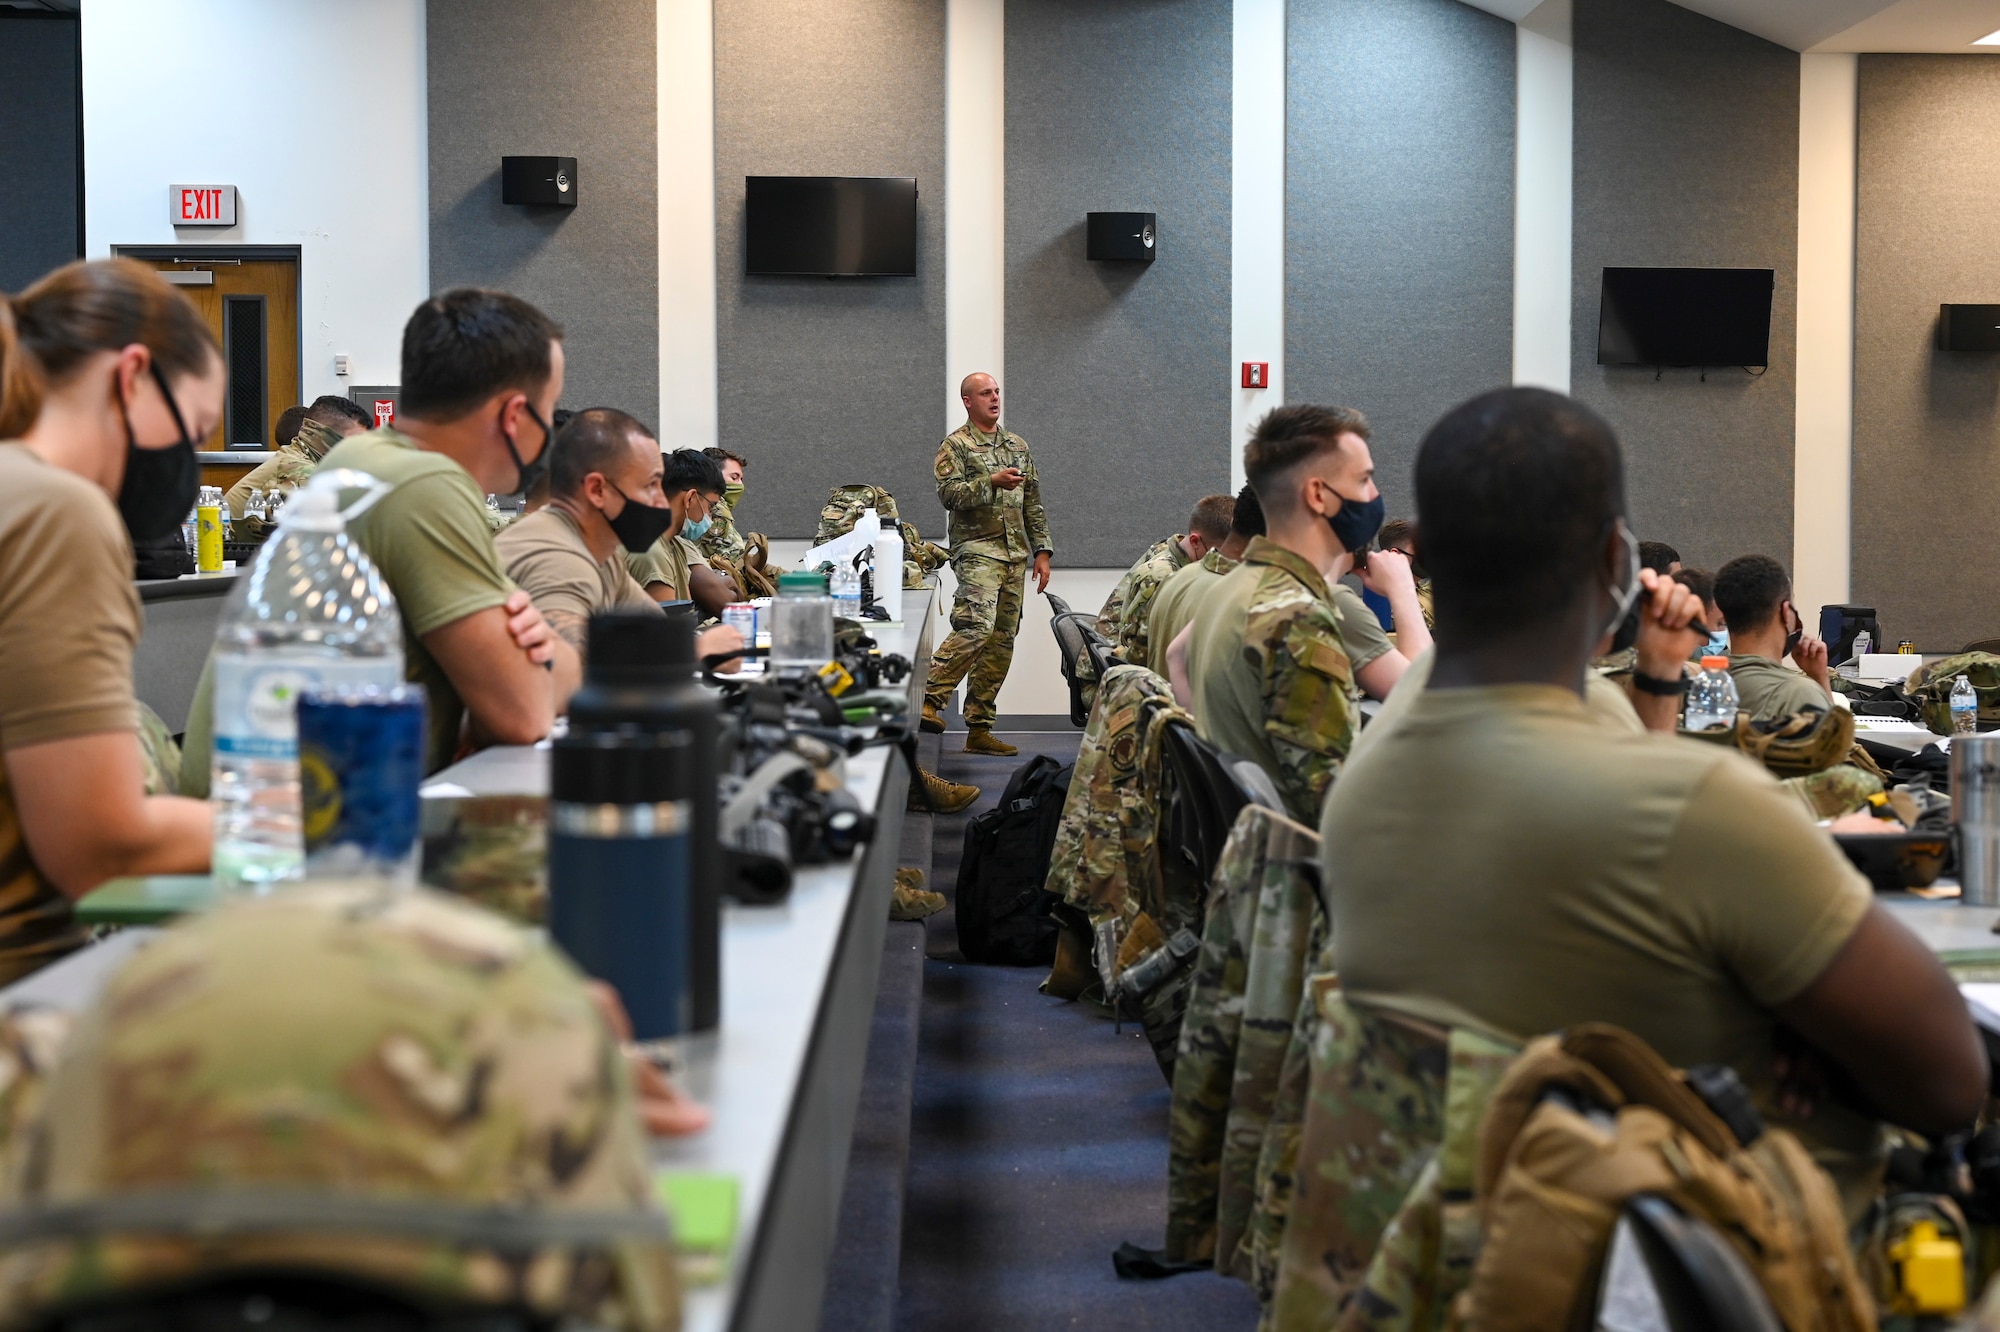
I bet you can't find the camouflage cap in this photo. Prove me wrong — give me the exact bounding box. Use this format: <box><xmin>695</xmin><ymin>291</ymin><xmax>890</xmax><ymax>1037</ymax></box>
<box><xmin>0</xmin><ymin>884</ymin><xmax>678</xmax><ymax>1330</ymax></box>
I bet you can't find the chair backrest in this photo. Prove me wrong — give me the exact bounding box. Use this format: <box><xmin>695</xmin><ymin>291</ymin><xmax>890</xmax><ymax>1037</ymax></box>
<box><xmin>1964</xmin><ymin>637</ymin><xmax>2000</xmax><ymax>656</ymax></box>
<box><xmin>1048</xmin><ymin>597</ymin><xmax>1116</xmax><ymax>727</ymax></box>
<box><xmin>1161</xmin><ymin>723</ymin><xmax>1258</xmax><ymax>895</ymax></box>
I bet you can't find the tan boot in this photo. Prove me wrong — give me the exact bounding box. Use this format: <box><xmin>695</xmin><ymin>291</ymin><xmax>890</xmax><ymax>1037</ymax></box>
<box><xmin>908</xmin><ymin>767</ymin><xmax>980</xmax><ymax>814</ymax></box>
<box><xmin>920</xmin><ymin>702</ymin><xmax>947</xmax><ymax>734</ymax></box>
<box><xmin>964</xmin><ymin>727</ymin><xmax>1018</xmax><ymax>757</ymax></box>
<box><xmin>890</xmin><ymin>867</ymin><xmax>946</xmax><ymax>921</ymax></box>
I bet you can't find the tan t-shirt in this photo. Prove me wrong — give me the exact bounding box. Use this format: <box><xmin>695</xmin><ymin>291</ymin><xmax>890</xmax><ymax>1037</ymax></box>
<box><xmin>1330</xmin><ymin>584</ymin><xmax>1395</xmax><ymax>679</ymax></box>
<box><xmin>0</xmin><ymin>445</ymin><xmax>142</xmax><ymax>977</ymax></box>
<box><xmin>1728</xmin><ymin>653</ymin><xmax>1830</xmax><ymax>722</ymax></box>
<box><xmin>1146</xmin><ymin>549</ymin><xmax>1239</xmax><ymax>678</ymax></box>
<box><xmin>495</xmin><ymin>505</ymin><xmax>658</xmax><ymax>656</ymax></box>
<box><xmin>181</xmin><ymin>428</ymin><xmax>518</xmax><ymax>785</ymax></box>
<box><xmin>1351</xmin><ymin>649</ymin><xmax>1641</xmax><ymax>765</ymax></box>
<box><xmin>625</xmin><ymin>533</ymin><xmax>709</xmax><ymax>601</ymax></box>
<box><xmin>1323</xmin><ymin>681</ymin><xmax>1877</xmax><ymax>1197</ymax></box>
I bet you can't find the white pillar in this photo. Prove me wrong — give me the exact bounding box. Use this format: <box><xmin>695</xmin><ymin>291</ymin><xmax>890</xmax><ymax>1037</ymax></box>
<box><xmin>1794</xmin><ymin>52</ymin><xmax>1857</xmax><ymax>615</ymax></box>
<box><xmin>659</xmin><ymin>0</ymin><xmax>719</xmax><ymax>450</ymax></box>
<box><xmin>945</xmin><ymin>0</ymin><xmax>1006</xmax><ymax>435</ymax></box>
<box><xmin>1231</xmin><ymin>0</ymin><xmax>1286</xmax><ymax>490</ymax></box>
<box><xmin>1513</xmin><ymin>0</ymin><xmax>1572</xmax><ymax>391</ymax></box>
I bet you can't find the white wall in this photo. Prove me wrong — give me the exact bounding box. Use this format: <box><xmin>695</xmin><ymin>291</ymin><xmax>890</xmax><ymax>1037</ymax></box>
<box><xmin>1231</xmin><ymin>0</ymin><xmax>1286</xmax><ymax>489</ymax></box>
<box><xmin>1513</xmin><ymin>0</ymin><xmax>1573</xmax><ymax>391</ymax></box>
<box><xmin>659</xmin><ymin>0</ymin><xmax>719</xmax><ymax>451</ymax></box>
<box><xmin>82</xmin><ymin>0</ymin><xmax>428</xmax><ymax>400</ymax></box>
<box><xmin>945</xmin><ymin>0</ymin><xmax>1007</xmax><ymax>435</ymax></box>
<box><xmin>1793</xmin><ymin>52</ymin><xmax>1857</xmax><ymax>617</ymax></box>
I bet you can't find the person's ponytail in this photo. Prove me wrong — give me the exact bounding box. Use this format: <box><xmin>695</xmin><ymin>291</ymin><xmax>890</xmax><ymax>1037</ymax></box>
<box><xmin>0</xmin><ymin>259</ymin><xmax>217</xmax><ymax>441</ymax></box>
<box><xmin>0</xmin><ymin>293</ymin><xmax>48</xmax><ymax>441</ymax></box>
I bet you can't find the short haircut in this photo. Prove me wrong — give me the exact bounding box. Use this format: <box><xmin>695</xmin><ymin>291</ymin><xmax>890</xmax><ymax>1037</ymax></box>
<box><xmin>704</xmin><ymin>446</ymin><xmax>746</xmax><ymax>469</ymax></box>
<box><xmin>552</xmin><ymin>407</ymin><xmax>576</xmax><ymax>432</ymax></box>
<box><xmin>1188</xmin><ymin>494</ymin><xmax>1234</xmax><ymax>544</ymax></box>
<box><xmin>1713</xmin><ymin>555</ymin><xmax>1790</xmax><ymax>632</ymax></box>
<box><xmin>1377</xmin><ymin>517</ymin><xmax>1424</xmax><ymax>577</ymax></box>
<box><xmin>1638</xmin><ymin>540</ymin><xmax>1680</xmax><ymax>574</ymax></box>
<box><xmin>1231</xmin><ymin>484</ymin><xmax>1266</xmax><ymax>539</ymax></box>
<box><xmin>398</xmin><ymin>288</ymin><xmax>563</xmax><ymax>421</ymax></box>
<box><xmin>272</xmin><ymin>404</ymin><xmax>309</xmax><ymax>449</ymax></box>
<box><xmin>550</xmin><ymin>407</ymin><xmax>651</xmax><ymax>498</ymax></box>
<box><xmin>1243</xmin><ymin>404</ymin><xmax>1371</xmax><ymax>508</ymax></box>
<box><xmin>1416</xmin><ymin>387</ymin><xmax>1624</xmax><ymax>641</ymax></box>
<box><xmin>1671</xmin><ymin>566</ymin><xmax>1715</xmax><ymax>608</ymax></box>
<box><xmin>662</xmin><ymin>446</ymin><xmax>725</xmax><ymax>497</ymax></box>
<box><xmin>306</xmin><ymin>394</ymin><xmax>370</xmax><ymax>431</ymax></box>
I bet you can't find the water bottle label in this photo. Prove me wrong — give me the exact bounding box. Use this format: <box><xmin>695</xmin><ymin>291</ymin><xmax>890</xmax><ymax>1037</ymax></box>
<box><xmin>213</xmin><ymin>655</ymin><xmax>405</xmax><ymax>759</ymax></box>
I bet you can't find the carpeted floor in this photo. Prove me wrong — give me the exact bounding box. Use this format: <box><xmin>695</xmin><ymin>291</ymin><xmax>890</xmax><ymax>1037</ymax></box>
<box><xmin>894</xmin><ymin>726</ymin><xmax>1261</xmax><ymax>1331</ymax></box>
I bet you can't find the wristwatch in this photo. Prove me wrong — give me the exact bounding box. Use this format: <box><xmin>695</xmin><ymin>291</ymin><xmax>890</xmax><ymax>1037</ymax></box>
<box><xmin>1631</xmin><ymin>668</ymin><xmax>1690</xmax><ymax>697</ymax></box>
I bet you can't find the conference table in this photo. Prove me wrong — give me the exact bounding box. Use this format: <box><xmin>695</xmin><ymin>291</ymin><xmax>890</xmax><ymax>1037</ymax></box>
<box><xmin>1</xmin><ymin>592</ymin><xmax>936</xmax><ymax>1332</ymax></box>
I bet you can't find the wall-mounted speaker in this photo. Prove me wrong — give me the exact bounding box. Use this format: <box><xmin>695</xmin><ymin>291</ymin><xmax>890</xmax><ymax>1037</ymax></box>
<box><xmin>1087</xmin><ymin>212</ymin><xmax>1156</xmax><ymax>263</ymax></box>
<box><xmin>1939</xmin><ymin>304</ymin><xmax>2000</xmax><ymax>351</ymax></box>
<box><xmin>502</xmin><ymin>156</ymin><xmax>578</xmax><ymax>207</ymax></box>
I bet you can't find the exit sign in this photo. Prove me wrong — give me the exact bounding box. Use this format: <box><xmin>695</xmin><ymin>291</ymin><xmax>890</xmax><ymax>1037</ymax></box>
<box><xmin>171</xmin><ymin>184</ymin><xmax>236</xmax><ymax>227</ymax></box>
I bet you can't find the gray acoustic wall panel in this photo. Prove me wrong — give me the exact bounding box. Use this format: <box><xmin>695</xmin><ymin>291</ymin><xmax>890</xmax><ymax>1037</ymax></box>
<box><xmin>1854</xmin><ymin>57</ymin><xmax>2000</xmax><ymax>651</ymax></box>
<box><xmin>427</xmin><ymin>0</ymin><xmax>658</xmax><ymax>422</ymax></box>
<box><xmin>1286</xmin><ymin>0</ymin><xmax>1515</xmax><ymax>522</ymax></box>
<box><xmin>1004</xmin><ymin>0</ymin><xmax>1232</xmax><ymax>567</ymax></box>
<box><xmin>1571</xmin><ymin>0</ymin><xmax>1798</xmax><ymax>573</ymax></box>
<box><xmin>715</xmin><ymin>0</ymin><xmax>946</xmax><ymax>541</ymax></box>
<box><xmin>0</xmin><ymin>15</ymin><xmax>81</xmax><ymax>292</ymax></box>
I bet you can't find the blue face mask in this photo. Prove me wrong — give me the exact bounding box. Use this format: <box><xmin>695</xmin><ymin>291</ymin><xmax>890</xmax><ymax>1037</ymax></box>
<box><xmin>681</xmin><ymin>508</ymin><xmax>713</xmax><ymax>541</ymax></box>
<box><xmin>1705</xmin><ymin>628</ymin><xmax>1730</xmax><ymax>657</ymax></box>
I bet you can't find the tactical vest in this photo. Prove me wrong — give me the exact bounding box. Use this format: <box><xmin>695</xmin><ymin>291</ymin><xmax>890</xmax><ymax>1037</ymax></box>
<box><xmin>1909</xmin><ymin>652</ymin><xmax>2000</xmax><ymax>735</ymax></box>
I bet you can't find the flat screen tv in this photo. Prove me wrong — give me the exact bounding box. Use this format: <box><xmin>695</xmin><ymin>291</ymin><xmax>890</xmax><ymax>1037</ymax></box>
<box><xmin>1596</xmin><ymin>267</ymin><xmax>1774</xmax><ymax>368</ymax></box>
<box><xmin>745</xmin><ymin>176</ymin><xmax>917</xmax><ymax>277</ymax></box>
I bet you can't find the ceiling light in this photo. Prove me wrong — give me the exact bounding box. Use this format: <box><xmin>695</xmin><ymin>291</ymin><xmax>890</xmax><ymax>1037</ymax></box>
<box><xmin>1976</xmin><ymin>27</ymin><xmax>2000</xmax><ymax>45</ymax></box>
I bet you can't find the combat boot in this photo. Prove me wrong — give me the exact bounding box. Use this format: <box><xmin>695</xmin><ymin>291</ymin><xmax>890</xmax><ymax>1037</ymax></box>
<box><xmin>890</xmin><ymin>867</ymin><xmax>947</xmax><ymax>921</ymax></box>
<box><xmin>964</xmin><ymin>727</ymin><xmax>1018</xmax><ymax>757</ymax></box>
<box><xmin>920</xmin><ymin>702</ymin><xmax>947</xmax><ymax>734</ymax></box>
<box><xmin>908</xmin><ymin>767</ymin><xmax>980</xmax><ymax>814</ymax></box>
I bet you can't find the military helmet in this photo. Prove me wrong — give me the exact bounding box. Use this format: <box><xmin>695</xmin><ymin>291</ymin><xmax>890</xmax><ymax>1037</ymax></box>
<box><xmin>0</xmin><ymin>885</ymin><xmax>678</xmax><ymax>1330</ymax></box>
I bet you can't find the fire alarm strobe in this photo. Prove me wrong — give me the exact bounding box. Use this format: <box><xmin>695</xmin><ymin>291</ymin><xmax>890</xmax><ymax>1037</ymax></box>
<box><xmin>1087</xmin><ymin>212</ymin><xmax>1157</xmax><ymax>263</ymax></box>
<box><xmin>502</xmin><ymin>156</ymin><xmax>579</xmax><ymax>207</ymax></box>
<box><xmin>1242</xmin><ymin>362</ymin><xmax>1270</xmax><ymax>389</ymax></box>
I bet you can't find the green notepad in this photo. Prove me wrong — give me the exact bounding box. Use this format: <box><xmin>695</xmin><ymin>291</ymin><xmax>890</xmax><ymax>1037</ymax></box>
<box><xmin>655</xmin><ymin>1171</ymin><xmax>737</xmax><ymax>1252</ymax></box>
<box><xmin>76</xmin><ymin>875</ymin><xmax>219</xmax><ymax>925</ymax></box>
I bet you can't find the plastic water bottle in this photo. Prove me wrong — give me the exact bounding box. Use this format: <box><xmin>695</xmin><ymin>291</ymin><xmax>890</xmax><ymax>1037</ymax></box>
<box><xmin>874</xmin><ymin>519</ymin><xmax>905</xmax><ymax>623</ymax></box>
<box><xmin>831</xmin><ymin>562</ymin><xmax>863</xmax><ymax>621</ymax></box>
<box><xmin>1953</xmin><ymin>675</ymin><xmax>1979</xmax><ymax>736</ymax></box>
<box><xmin>210</xmin><ymin>470</ymin><xmax>403</xmax><ymax>890</ymax></box>
<box><xmin>1684</xmin><ymin>655</ymin><xmax>1739</xmax><ymax>733</ymax></box>
<box><xmin>246</xmin><ymin>488</ymin><xmax>267</xmax><ymax>526</ymax></box>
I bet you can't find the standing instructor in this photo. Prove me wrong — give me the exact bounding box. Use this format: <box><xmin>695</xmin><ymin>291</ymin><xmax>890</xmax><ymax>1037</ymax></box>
<box><xmin>922</xmin><ymin>372</ymin><xmax>1053</xmax><ymax>756</ymax></box>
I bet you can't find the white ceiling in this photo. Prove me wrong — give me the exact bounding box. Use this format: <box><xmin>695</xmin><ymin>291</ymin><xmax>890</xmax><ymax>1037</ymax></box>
<box><xmin>1462</xmin><ymin>0</ymin><xmax>2000</xmax><ymax>51</ymax></box>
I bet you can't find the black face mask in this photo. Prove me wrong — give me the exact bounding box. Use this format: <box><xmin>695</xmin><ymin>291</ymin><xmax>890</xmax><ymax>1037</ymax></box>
<box><xmin>603</xmin><ymin>483</ymin><xmax>676</xmax><ymax>553</ymax></box>
<box><xmin>1324</xmin><ymin>489</ymin><xmax>1386</xmax><ymax>556</ymax></box>
<box><xmin>1782</xmin><ymin>603</ymin><xmax>1802</xmax><ymax>657</ymax></box>
<box><xmin>114</xmin><ymin>363</ymin><xmax>201</xmax><ymax>542</ymax></box>
<box><xmin>503</xmin><ymin>402</ymin><xmax>553</xmax><ymax>496</ymax></box>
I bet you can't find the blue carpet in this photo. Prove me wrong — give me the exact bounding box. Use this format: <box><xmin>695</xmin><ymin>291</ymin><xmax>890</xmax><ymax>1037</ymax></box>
<box><xmin>896</xmin><ymin>729</ymin><xmax>1260</xmax><ymax>1331</ymax></box>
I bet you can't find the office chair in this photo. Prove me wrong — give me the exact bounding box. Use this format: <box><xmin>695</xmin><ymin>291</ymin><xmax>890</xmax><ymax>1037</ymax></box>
<box><xmin>1046</xmin><ymin>593</ymin><xmax>1116</xmax><ymax>727</ymax></box>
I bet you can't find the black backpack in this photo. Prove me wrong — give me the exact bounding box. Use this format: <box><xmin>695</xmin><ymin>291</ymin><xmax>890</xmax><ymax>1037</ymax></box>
<box><xmin>955</xmin><ymin>754</ymin><xmax>1071</xmax><ymax>965</ymax></box>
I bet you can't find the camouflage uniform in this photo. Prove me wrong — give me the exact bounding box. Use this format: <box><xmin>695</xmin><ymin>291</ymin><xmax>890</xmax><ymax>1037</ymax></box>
<box><xmin>136</xmin><ymin>701</ymin><xmax>181</xmax><ymax>797</ymax></box>
<box><xmin>698</xmin><ymin>494</ymin><xmax>748</xmax><ymax>566</ymax></box>
<box><xmin>1045</xmin><ymin>663</ymin><xmax>1191</xmax><ymax>936</ymax></box>
<box><xmin>1166</xmin><ymin>804</ymin><xmax>1324</xmax><ymax>1269</ymax></box>
<box><xmin>816</xmin><ymin>484</ymin><xmax>949</xmax><ymax>591</ymax></box>
<box><xmin>225</xmin><ymin>417</ymin><xmax>342</xmax><ymax>525</ymax></box>
<box><xmin>1186</xmin><ymin>537</ymin><xmax>1356</xmax><ymax>825</ymax></box>
<box><xmin>923</xmin><ymin>424</ymin><xmax>1052</xmax><ymax>729</ymax></box>
<box><xmin>1244</xmin><ymin>971</ymin><xmax>1338</xmax><ymax>1305</ymax></box>
<box><xmin>0</xmin><ymin>883</ymin><xmax>680</xmax><ymax>1331</ymax></box>
<box><xmin>1098</xmin><ymin>535</ymin><xmax>1193</xmax><ymax>664</ymax></box>
<box><xmin>1268</xmin><ymin>996</ymin><xmax>1516</xmax><ymax>1332</ymax></box>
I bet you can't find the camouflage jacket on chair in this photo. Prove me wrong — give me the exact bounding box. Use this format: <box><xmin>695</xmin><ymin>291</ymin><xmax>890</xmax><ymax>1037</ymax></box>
<box><xmin>1267</xmin><ymin>995</ymin><xmax>1517</xmax><ymax>1332</ymax></box>
<box><xmin>1165</xmin><ymin>803</ymin><xmax>1324</xmax><ymax>1268</ymax></box>
<box><xmin>1044</xmin><ymin>664</ymin><xmax>1191</xmax><ymax>938</ymax></box>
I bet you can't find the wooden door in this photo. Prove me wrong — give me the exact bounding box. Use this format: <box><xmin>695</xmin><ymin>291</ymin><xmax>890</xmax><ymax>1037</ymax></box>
<box><xmin>128</xmin><ymin>254</ymin><xmax>300</xmax><ymax>452</ymax></box>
